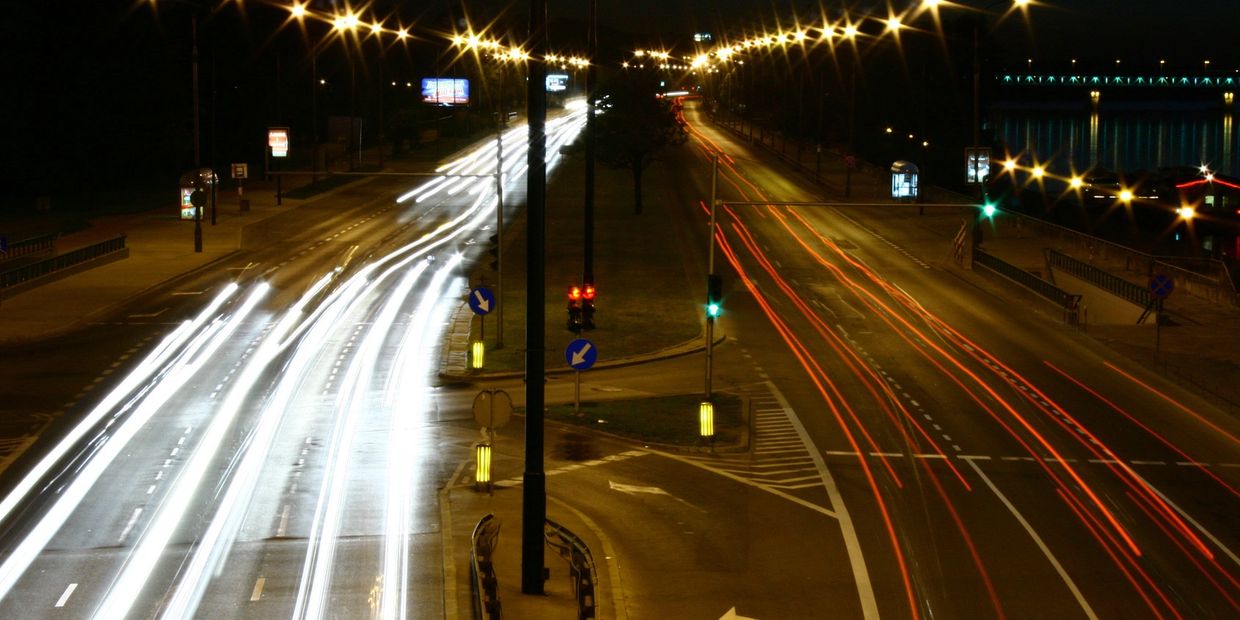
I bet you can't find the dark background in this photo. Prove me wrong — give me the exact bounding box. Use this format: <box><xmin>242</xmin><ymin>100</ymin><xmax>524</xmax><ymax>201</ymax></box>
<box><xmin>1</xmin><ymin>1</ymin><xmax>1235</xmax><ymax>217</ymax></box>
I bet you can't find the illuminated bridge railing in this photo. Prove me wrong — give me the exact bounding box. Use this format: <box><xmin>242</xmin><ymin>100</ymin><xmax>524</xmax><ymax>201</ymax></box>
<box><xmin>996</xmin><ymin>74</ymin><xmax>1238</xmax><ymax>89</ymax></box>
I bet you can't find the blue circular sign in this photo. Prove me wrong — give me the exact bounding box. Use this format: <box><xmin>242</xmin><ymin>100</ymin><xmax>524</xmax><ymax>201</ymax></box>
<box><xmin>565</xmin><ymin>338</ymin><xmax>597</xmax><ymax>371</ymax></box>
<box><xmin>1149</xmin><ymin>274</ymin><xmax>1175</xmax><ymax>299</ymax></box>
<box><xmin>468</xmin><ymin>287</ymin><xmax>496</xmax><ymax>315</ymax></box>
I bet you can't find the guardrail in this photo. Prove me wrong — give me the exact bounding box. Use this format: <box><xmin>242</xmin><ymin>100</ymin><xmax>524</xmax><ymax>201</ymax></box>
<box><xmin>0</xmin><ymin>233</ymin><xmax>57</xmax><ymax>265</ymax></box>
<box><xmin>1045</xmin><ymin>249</ymin><xmax>1153</xmax><ymax>308</ymax></box>
<box><xmin>973</xmin><ymin>246</ymin><xmax>1079</xmax><ymax>316</ymax></box>
<box><xmin>471</xmin><ymin>514</ymin><xmax>503</xmax><ymax>619</ymax></box>
<box><xmin>997</xmin><ymin>211</ymin><xmax>1239</xmax><ymax>307</ymax></box>
<box><xmin>0</xmin><ymin>235</ymin><xmax>127</xmax><ymax>291</ymax></box>
<box><xmin>545</xmin><ymin>518</ymin><xmax>598</xmax><ymax>620</ymax></box>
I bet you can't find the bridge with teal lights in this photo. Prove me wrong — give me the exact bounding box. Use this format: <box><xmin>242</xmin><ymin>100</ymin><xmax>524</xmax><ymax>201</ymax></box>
<box><xmin>995</xmin><ymin>73</ymin><xmax>1237</xmax><ymax>89</ymax></box>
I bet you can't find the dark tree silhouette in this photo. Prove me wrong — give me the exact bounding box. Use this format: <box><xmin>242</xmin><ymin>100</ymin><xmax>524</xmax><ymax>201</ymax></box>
<box><xmin>593</xmin><ymin>71</ymin><xmax>687</xmax><ymax>214</ymax></box>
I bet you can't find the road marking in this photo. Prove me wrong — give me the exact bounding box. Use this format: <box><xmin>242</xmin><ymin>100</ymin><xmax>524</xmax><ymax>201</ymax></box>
<box><xmin>171</xmin><ymin>290</ymin><xmax>205</xmax><ymax>296</ymax></box>
<box><xmin>1126</xmin><ymin>469</ymin><xmax>1240</xmax><ymax>569</ymax></box>
<box><xmin>127</xmin><ymin>308</ymin><xmax>169</xmax><ymax>318</ymax></box>
<box><xmin>118</xmin><ymin>508</ymin><xmax>143</xmax><ymax>543</ymax></box>
<box><xmin>55</xmin><ymin>583</ymin><xmax>77</xmax><ymax>608</ymax></box>
<box><xmin>965</xmin><ymin>459</ymin><xmax>1098</xmax><ymax>620</ymax></box>
<box><xmin>250</xmin><ymin>577</ymin><xmax>266</xmax><ymax>602</ymax></box>
<box><xmin>278</xmin><ymin>505</ymin><xmax>291</xmax><ymax>537</ymax></box>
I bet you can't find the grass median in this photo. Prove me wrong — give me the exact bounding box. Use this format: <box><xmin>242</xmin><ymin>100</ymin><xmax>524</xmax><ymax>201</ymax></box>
<box><xmin>470</xmin><ymin>148</ymin><xmax>705</xmax><ymax>371</ymax></box>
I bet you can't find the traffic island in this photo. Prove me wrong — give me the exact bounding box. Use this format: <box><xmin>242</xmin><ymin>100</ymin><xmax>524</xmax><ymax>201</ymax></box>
<box><xmin>540</xmin><ymin>393</ymin><xmax>747</xmax><ymax>450</ymax></box>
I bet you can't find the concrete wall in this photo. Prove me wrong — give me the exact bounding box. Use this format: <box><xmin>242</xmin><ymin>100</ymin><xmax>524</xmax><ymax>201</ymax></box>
<box><xmin>1050</xmin><ymin>268</ymin><xmax>1152</xmax><ymax>327</ymax></box>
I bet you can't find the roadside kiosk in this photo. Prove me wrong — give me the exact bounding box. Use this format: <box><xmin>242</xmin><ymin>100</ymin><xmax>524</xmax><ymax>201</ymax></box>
<box><xmin>179</xmin><ymin>168</ymin><xmax>218</xmax><ymax>221</ymax></box>
<box><xmin>891</xmin><ymin>160</ymin><xmax>919</xmax><ymax>202</ymax></box>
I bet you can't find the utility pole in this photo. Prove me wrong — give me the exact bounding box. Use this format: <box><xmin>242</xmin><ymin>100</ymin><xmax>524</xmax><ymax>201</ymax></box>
<box><xmin>583</xmin><ymin>0</ymin><xmax>597</xmax><ymax>290</ymax></box>
<box><xmin>521</xmin><ymin>0</ymin><xmax>548</xmax><ymax>597</ymax></box>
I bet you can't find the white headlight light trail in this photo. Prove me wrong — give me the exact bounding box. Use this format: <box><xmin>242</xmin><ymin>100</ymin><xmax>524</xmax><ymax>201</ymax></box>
<box><xmin>93</xmin><ymin>283</ymin><xmax>271</xmax><ymax>618</ymax></box>
<box><xmin>0</xmin><ymin>283</ymin><xmax>254</xmax><ymax>603</ymax></box>
<box><xmin>378</xmin><ymin>254</ymin><xmax>462</xmax><ymax>620</ymax></box>
<box><xmin>0</xmin><ymin>283</ymin><xmax>238</xmax><ymax>531</ymax></box>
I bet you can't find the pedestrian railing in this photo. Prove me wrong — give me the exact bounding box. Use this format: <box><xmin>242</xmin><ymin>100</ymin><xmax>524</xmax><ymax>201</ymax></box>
<box><xmin>1045</xmin><ymin>249</ymin><xmax>1153</xmax><ymax>308</ymax></box>
<box><xmin>544</xmin><ymin>518</ymin><xmax>598</xmax><ymax>620</ymax></box>
<box><xmin>0</xmin><ymin>235</ymin><xmax>127</xmax><ymax>291</ymax></box>
<box><xmin>471</xmin><ymin>514</ymin><xmax>503</xmax><ymax>620</ymax></box>
<box><xmin>0</xmin><ymin>233</ymin><xmax>57</xmax><ymax>265</ymax></box>
<box><xmin>973</xmin><ymin>247</ymin><xmax>1077</xmax><ymax>313</ymax></box>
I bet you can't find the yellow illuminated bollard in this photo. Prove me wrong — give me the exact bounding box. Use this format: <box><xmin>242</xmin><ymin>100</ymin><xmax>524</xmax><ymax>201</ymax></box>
<box><xmin>470</xmin><ymin>341</ymin><xmax>485</xmax><ymax>369</ymax></box>
<box><xmin>475</xmin><ymin>443</ymin><xmax>492</xmax><ymax>486</ymax></box>
<box><xmin>699</xmin><ymin>401</ymin><xmax>715</xmax><ymax>438</ymax></box>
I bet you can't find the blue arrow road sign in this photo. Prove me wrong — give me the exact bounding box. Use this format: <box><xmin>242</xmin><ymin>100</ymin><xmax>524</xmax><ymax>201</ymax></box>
<box><xmin>1149</xmin><ymin>274</ymin><xmax>1175</xmax><ymax>299</ymax></box>
<box><xmin>565</xmin><ymin>338</ymin><xmax>597</xmax><ymax>371</ymax></box>
<box><xmin>468</xmin><ymin>286</ymin><xmax>496</xmax><ymax>315</ymax></box>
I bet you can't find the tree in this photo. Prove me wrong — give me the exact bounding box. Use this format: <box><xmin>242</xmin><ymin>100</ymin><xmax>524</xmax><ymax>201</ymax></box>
<box><xmin>593</xmin><ymin>70</ymin><xmax>687</xmax><ymax>214</ymax></box>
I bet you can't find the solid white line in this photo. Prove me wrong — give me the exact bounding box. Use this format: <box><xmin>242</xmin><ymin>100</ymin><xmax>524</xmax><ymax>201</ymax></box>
<box><xmin>250</xmin><ymin>577</ymin><xmax>266</xmax><ymax>602</ymax></box>
<box><xmin>768</xmin><ymin>382</ymin><xmax>880</xmax><ymax>620</ymax></box>
<box><xmin>965</xmin><ymin>459</ymin><xmax>1098</xmax><ymax>619</ymax></box>
<box><xmin>55</xmin><ymin>583</ymin><xmax>77</xmax><ymax>607</ymax></box>
<box><xmin>1127</xmin><ymin>469</ymin><xmax>1240</xmax><ymax>569</ymax></box>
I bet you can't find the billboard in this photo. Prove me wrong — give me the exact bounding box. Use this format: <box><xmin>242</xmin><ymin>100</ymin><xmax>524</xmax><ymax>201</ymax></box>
<box><xmin>546</xmin><ymin>74</ymin><xmax>568</xmax><ymax>92</ymax></box>
<box><xmin>421</xmin><ymin>78</ymin><xmax>470</xmax><ymax>105</ymax></box>
<box><xmin>268</xmin><ymin>127</ymin><xmax>289</xmax><ymax>158</ymax></box>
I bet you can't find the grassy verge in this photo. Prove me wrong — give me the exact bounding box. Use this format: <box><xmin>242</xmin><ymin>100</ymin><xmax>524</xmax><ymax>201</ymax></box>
<box><xmin>471</xmin><ymin>151</ymin><xmax>704</xmax><ymax>372</ymax></box>
<box><xmin>542</xmin><ymin>393</ymin><xmax>745</xmax><ymax>447</ymax></box>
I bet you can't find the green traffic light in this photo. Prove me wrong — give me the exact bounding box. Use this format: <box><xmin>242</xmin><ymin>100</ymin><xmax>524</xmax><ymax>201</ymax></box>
<box><xmin>982</xmin><ymin>202</ymin><xmax>997</xmax><ymax>218</ymax></box>
<box><xmin>707</xmin><ymin>302</ymin><xmax>721</xmax><ymax>318</ymax></box>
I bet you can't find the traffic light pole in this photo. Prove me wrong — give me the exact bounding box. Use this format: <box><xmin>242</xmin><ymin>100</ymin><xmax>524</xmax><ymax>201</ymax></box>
<box><xmin>706</xmin><ymin>156</ymin><xmax>718</xmax><ymax>400</ymax></box>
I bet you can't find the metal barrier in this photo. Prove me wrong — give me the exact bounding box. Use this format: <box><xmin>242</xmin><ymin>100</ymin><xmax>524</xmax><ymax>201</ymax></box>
<box><xmin>0</xmin><ymin>233</ymin><xmax>57</xmax><ymax>264</ymax></box>
<box><xmin>471</xmin><ymin>514</ymin><xmax>503</xmax><ymax>619</ymax></box>
<box><xmin>973</xmin><ymin>247</ymin><xmax>1074</xmax><ymax>309</ymax></box>
<box><xmin>544</xmin><ymin>518</ymin><xmax>598</xmax><ymax>620</ymax></box>
<box><xmin>0</xmin><ymin>235</ymin><xmax>127</xmax><ymax>290</ymax></box>
<box><xmin>1045</xmin><ymin>249</ymin><xmax>1153</xmax><ymax>308</ymax></box>
<box><xmin>999</xmin><ymin>211</ymin><xmax>1239</xmax><ymax>307</ymax></box>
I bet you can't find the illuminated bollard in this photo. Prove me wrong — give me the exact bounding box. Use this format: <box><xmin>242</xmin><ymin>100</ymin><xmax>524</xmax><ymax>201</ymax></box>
<box><xmin>699</xmin><ymin>401</ymin><xmax>715</xmax><ymax>439</ymax></box>
<box><xmin>475</xmin><ymin>442</ymin><xmax>492</xmax><ymax>488</ymax></box>
<box><xmin>470</xmin><ymin>341</ymin><xmax>485</xmax><ymax>370</ymax></box>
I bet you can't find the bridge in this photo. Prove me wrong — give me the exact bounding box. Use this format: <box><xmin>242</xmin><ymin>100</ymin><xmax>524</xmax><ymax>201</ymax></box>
<box><xmin>995</xmin><ymin>73</ymin><xmax>1237</xmax><ymax>89</ymax></box>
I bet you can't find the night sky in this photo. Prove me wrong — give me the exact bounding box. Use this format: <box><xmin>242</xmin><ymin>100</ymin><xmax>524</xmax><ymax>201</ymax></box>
<box><xmin>0</xmin><ymin>1</ymin><xmax>1235</xmax><ymax>214</ymax></box>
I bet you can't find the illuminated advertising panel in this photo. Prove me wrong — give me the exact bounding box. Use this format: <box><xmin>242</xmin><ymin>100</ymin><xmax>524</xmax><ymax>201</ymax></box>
<box><xmin>180</xmin><ymin>188</ymin><xmax>196</xmax><ymax>220</ymax></box>
<box><xmin>546</xmin><ymin>74</ymin><xmax>568</xmax><ymax>92</ymax></box>
<box><xmin>268</xmin><ymin>127</ymin><xmax>290</xmax><ymax>158</ymax></box>
<box><xmin>421</xmin><ymin>78</ymin><xmax>470</xmax><ymax>105</ymax></box>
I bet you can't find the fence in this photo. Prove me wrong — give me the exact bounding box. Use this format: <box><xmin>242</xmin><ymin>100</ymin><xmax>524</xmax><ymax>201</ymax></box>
<box><xmin>996</xmin><ymin>211</ymin><xmax>1239</xmax><ymax>307</ymax></box>
<box><xmin>0</xmin><ymin>235</ymin><xmax>128</xmax><ymax>293</ymax></box>
<box><xmin>973</xmin><ymin>247</ymin><xmax>1077</xmax><ymax>311</ymax></box>
<box><xmin>0</xmin><ymin>233</ymin><xmax>57</xmax><ymax>265</ymax></box>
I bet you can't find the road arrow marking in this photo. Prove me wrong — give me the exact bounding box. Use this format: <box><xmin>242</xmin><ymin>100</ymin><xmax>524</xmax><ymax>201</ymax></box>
<box><xmin>571</xmin><ymin>342</ymin><xmax>593</xmax><ymax>366</ymax></box>
<box><xmin>473</xmin><ymin>289</ymin><xmax>490</xmax><ymax>312</ymax></box>
<box><xmin>608</xmin><ymin>481</ymin><xmax>670</xmax><ymax>496</ymax></box>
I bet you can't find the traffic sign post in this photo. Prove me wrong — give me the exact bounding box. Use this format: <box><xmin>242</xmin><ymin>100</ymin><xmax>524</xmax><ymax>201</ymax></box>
<box><xmin>1149</xmin><ymin>274</ymin><xmax>1174</xmax><ymax>356</ymax></box>
<box><xmin>472</xmin><ymin>389</ymin><xmax>512</xmax><ymax>493</ymax></box>
<box><xmin>469</xmin><ymin>286</ymin><xmax>496</xmax><ymax>344</ymax></box>
<box><xmin>565</xmin><ymin>338</ymin><xmax>596</xmax><ymax>415</ymax></box>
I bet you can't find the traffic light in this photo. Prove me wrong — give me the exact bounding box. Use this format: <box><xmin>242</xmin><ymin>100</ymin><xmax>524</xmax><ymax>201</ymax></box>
<box><xmin>487</xmin><ymin>233</ymin><xmax>500</xmax><ymax>272</ymax></box>
<box><xmin>582</xmin><ymin>283</ymin><xmax>596</xmax><ymax>331</ymax></box>
<box><xmin>706</xmin><ymin>274</ymin><xmax>723</xmax><ymax>319</ymax></box>
<box><xmin>567</xmin><ymin>285</ymin><xmax>583</xmax><ymax>333</ymax></box>
<box><xmin>981</xmin><ymin>198</ymin><xmax>998</xmax><ymax>219</ymax></box>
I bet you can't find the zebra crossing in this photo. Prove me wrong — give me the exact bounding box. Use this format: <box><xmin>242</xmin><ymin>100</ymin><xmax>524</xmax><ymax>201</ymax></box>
<box><xmin>685</xmin><ymin>383</ymin><xmax>829</xmax><ymax>498</ymax></box>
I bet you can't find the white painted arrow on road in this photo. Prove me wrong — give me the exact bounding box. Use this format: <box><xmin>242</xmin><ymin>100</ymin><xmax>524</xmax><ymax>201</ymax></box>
<box><xmin>608</xmin><ymin>481</ymin><xmax>669</xmax><ymax>496</ymax></box>
<box><xmin>473</xmin><ymin>289</ymin><xmax>491</xmax><ymax>313</ymax></box>
<box><xmin>720</xmin><ymin>606</ymin><xmax>758</xmax><ymax>620</ymax></box>
<box><xmin>571</xmin><ymin>342</ymin><xmax>593</xmax><ymax>366</ymax></box>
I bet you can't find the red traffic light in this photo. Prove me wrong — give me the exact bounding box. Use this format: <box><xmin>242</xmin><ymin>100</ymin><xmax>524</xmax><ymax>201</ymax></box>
<box><xmin>568</xmin><ymin>286</ymin><xmax>582</xmax><ymax>301</ymax></box>
<box><xmin>583</xmin><ymin>284</ymin><xmax>596</xmax><ymax>300</ymax></box>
